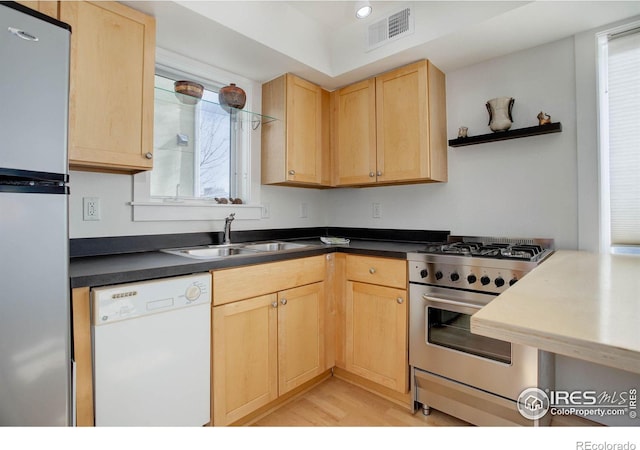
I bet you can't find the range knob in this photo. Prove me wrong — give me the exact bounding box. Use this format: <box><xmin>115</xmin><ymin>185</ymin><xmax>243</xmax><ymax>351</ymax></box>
<box><xmin>435</xmin><ymin>271</ymin><xmax>443</xmax><ymax>280</ymax></box>
<box><xmin>509</xmin><ymin>278</ymin><xmax>518</xmax><ymax>286</ymax></box>
<box><xmin>450</xmin><ymin>272</ymin><xmax>460</xmax><ymax>282</ymax></box>
<box><xmin>467</xmin><ymin>274</ymin><xmax>477</xmax><ymax>284</ymax></box>
<box><xmin>480</xmin><ymin>276</ymin><xmax>491</xmax><ymax>286</ymax></box>
<box><xmin>420</xmin><ymin>269</ymin><xmax>429</xmax><ymax>279</ymax></box>
<box><xmin>495</xmin><ymin>277</ymin><xmax>505</xmax><ymax>288</ymax></box>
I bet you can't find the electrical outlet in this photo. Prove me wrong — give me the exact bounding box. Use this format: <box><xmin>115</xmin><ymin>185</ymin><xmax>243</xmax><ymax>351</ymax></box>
<box><xmin>299</xmin><ymin>202</ymin><xmax>309</xmax><ymax>218</ymax></box>
<box><xmin>83</xmin><ymin>197</ymin><xmax>101</xmax><ymax>221</ymax></box>
<box><xmin>261</xmin><ymin>203</ymin><xmax>271</xmax><ymax>219</ymax></box>
<box><xmin>372</xmin><ymin>202</ymin><xmax>382</xmax><ymax>219</ymax></box>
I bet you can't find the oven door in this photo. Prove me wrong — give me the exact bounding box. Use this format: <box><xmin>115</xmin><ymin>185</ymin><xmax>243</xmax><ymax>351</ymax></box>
<box><xmin>409</xmin><ymin>284</ymin><xmax>542</xmax><ymax>401</ymax></box>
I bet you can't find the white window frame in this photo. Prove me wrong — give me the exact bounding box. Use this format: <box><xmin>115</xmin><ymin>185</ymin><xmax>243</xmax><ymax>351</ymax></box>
<box><xmin>597</xmin><ymin>21</ymin><xmax>640</xmax><ymax>254</ymax></box>
<box><xmin>131</xmin><ymin>48</ymin><xmax>262</xmax><ymax>221</ymax></box>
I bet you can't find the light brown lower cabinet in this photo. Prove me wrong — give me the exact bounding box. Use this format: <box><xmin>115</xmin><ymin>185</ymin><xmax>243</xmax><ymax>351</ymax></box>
<box><xmin>72</xmin><ymin>253</ymin><xmax>410</xmax><ymax>426</ymax></box>
<box><xmin>278</xmin><ymin>282</ymin><xmax>326</xmax><ymax>394</ymax></box>
<box><xmin>212</xmin><ymin>293</ymin><xmax>279</xmax><ymax>426</ymax></box>
<box><xmin>71</xmin><ymin>286</ymin><xmax>94</xmax><ymax>426</ymax></box>
<box><xmin>342</xmin><ymin>255</ymin><xmax>409</xmax><ymax>394</ymax></box>
<box><xmin>211</xmin><ymin>257</ymin><xmax>327</xmax><ymax>426</ymax></box>
<box><xmin>345</xmin><ymin>281</ymin><xmax>408</xmax><ymax>393</ymax></box>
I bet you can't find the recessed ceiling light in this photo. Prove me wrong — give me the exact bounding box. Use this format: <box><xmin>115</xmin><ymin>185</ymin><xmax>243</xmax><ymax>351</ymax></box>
<box><xmin>355</xmin><ymin>1</ymin><xmax>372</xmax><ymax>19</ymax></box>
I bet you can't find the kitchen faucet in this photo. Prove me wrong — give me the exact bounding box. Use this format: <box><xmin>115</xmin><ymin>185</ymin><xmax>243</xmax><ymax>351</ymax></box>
<box><xmin>223</xmin><ymin>213</ymin><xmax>235</xmax><ymax>245</ymax></box>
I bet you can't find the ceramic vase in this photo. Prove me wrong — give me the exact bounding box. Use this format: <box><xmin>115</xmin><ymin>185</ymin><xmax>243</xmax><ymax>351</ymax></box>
<box><xmin>486</xmin><ymin>97</ymin><xmax>515</xmax><ymax>132</ymax></box>
<box><xmin>174</xmin><ymin>80</ymin><xmax>203</xmax><ymax>105</ymax></box>
<box><xmin>218</xmin><ymin>83</ymin><xmax>246</xmax><ymax>112</ymax></box>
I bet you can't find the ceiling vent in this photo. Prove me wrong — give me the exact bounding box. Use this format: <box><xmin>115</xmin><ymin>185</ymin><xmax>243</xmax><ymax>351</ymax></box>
<box><xmin>367</xmin><ymin>5</ymin><xmax>414</xmax><ymax>52</ymax></box>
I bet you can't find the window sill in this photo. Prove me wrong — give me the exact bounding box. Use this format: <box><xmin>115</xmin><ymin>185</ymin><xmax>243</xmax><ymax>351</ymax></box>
<box><xmin>130</xmin><ymin>201</ymin><xmax>262</xmax><ymax>222</ymax></box>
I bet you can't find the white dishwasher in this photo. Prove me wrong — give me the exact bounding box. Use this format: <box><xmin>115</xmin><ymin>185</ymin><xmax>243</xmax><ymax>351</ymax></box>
<box><xmin>91</xmin><ymin>273</ymin><xmax>211</xmax><ymax>426</ymax></box>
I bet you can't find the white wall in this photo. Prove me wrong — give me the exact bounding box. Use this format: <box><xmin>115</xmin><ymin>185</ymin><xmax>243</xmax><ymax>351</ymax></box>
<box><xmin>327</xmin><ymin>37</ymin><xmax>579</xmax><ymax>250</ymax></box>
<box><xmin>71</xmin><ymin>37</ymin><xmax>580</xmax><ymax>246</ymax></box>
<box><xmin>69</xmin><ymin>171</ymin><xmax>328</xmax><ymax>238</ymax></box>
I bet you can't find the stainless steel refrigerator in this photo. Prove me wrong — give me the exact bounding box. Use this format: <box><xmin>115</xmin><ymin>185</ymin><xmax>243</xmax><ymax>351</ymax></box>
<box><xmin>0</xmin><ymin>2</ymin><xmax>72</xmax><ymax>426</ymax></box>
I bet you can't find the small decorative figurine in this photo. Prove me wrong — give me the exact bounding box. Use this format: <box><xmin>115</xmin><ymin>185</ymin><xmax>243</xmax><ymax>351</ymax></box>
<box><xmin>537</xmin><ymin>111</ymin><xmax>551</xmax><ymax>125</ymax></box>
<box><xmin>229</xmin><ymin>198</ymin><xmax>243</xmax><ymax>204</ymax></box>
<box><xmin>458</xmin><ymin>126</ymin><xmax>469</xmax><ymax>138</ymax></box>
<box><xmin>214</xmin><ymin>197</ymin><xmax>228</xmax><ymax>204</ymax></box>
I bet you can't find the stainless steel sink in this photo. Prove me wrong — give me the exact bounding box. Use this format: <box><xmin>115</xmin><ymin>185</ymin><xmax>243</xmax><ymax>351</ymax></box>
<box><xmin>242</xmin><ymin>242</ymin><xmax>309</xmax><ymax>252</ymax></box>
<box><xmin>161</xmin><ymin>244</ymin><xmax>258</xmax><ymax>259</ymax></box>
<box><xmin>160</xmin><ymin>241</ymin><xmax>313</xmax><ymax>260</ymax></box>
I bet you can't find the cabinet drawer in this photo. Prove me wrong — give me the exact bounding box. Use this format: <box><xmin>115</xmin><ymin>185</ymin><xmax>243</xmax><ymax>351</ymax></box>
<box><xmin>213</xmin><ymin>256</ymin><xmax>326</xmax><ymax>306</ymax></box>
<box><xmin>346</xmin><ymin>255</ymin><xmax>406</xmax><ymax>289</ymax></box>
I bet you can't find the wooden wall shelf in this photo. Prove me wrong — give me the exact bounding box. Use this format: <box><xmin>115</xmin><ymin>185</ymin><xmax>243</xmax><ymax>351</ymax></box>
<box><xmin>448</xmin><ymin>122</ymin><xmax>562</xmax><ymax>147</ymax></box>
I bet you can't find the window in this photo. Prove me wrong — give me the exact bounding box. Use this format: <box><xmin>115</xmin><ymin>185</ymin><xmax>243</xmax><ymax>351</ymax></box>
<box><xmin>152</xmin><ymin>74</ymin><xmax>233</xmax><ymax>200</ymax></box>
<box><xmin>131</xmin><ymin>49</ymin><xmax>263</xmax><ymax>222</ymax></box>
<box><xmin>599</xmin><ymin>25</ymin><xmax>640</xmax><ymax>254</ymax></box>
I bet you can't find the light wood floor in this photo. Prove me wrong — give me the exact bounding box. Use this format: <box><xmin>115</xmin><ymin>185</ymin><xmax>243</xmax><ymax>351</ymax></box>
<box><xmin>251</xmin><ymin>376</ymin><xmax>470</xmax><ymax>427</ymax></box>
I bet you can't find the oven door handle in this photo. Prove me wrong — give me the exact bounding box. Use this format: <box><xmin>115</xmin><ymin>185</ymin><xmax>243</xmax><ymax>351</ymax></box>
<box><xmin>421</xmin><ymin>294</ymin><xmax>483</xmax><ymax>313</ymax></box>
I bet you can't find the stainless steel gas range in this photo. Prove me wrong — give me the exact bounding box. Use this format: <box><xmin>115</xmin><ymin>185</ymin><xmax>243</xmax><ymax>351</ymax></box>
<box><xmin>407</xmin><ymin>236</ymin><xmax>555</xmax><ymax>426</ymax></box>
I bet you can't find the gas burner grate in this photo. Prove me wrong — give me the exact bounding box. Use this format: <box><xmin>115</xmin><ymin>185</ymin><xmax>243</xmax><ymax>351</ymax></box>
<box><xmin>442</xmin><ymin>243</ymin><xmax>478</xmax><ymax>255</ymax></box>
<box><xmin>506</xmin><ymin>245</ymin><xmax>544</xmax><ymax>259</ymax></box>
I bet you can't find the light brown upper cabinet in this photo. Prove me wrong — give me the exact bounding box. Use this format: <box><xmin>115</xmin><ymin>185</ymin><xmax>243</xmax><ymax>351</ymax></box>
<box><xmin>15</xmin><ymin>1</ymin><xmax>58</xmax><ymax>17</ymax></box>
<box><xmin>332</xmin><ymin>60</ymin><xmax>448</xmax><ymax>186</ymax></box>
<box><xmin>262</xmin><ymin>74</ymin><xmax>331</xmax><ymax>187</ymax></box>
<box><xmin>331</xmin><ymin>79</ymin><xmax>377</xmax><ymax>186</ymax></box>
<box><xmin>61</xmin><ymin>1</ymin><xmax>155</xmax><ymax>173</ymax></box>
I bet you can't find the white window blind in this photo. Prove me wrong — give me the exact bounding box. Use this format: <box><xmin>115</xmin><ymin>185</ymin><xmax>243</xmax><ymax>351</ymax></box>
<box><xmin>607</xmin><ymin>29</ymin><xmax>640</xmax><ymax>246</ymax></box>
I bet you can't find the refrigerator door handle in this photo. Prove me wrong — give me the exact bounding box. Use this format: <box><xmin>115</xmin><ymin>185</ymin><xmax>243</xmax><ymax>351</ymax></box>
<box><xmin>8</xmin><ymin>26</ymin><xmax>39</xmax><ymax>41</ymax></box>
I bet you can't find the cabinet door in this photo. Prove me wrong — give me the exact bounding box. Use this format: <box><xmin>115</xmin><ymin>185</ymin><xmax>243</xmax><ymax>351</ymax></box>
<box><xmin>332</xmin><ymin>79</ymin><xmax>377</xmax><ymax>186</ymax></box>
<box><xmin>375</xmin><ymin>60</ymin><xmax>430</xmax><ymax>183</ymax></box>
<box><xmin>278</xmin><ymin>282</ymin><xmax>325</xmax><ymax>395</ymax></box>
<box><xmin>61</xmin><ymin>1</ymin><xmax>155</xmax><ymax>173</ymax></box>
<box><xmin>212</xmin><ymin>294</ymin><xmax>278</xmax><ymax>426</ymax></box>
<box><xmin>345</xmin><ymin>281</ymin><xmax>408</xmax><ymax>393</ymax></box>
<box><xmin>286</xmin><ymin>74</ymin><xmax>324</xmax><ymax>184</ymax></box>
<box><xmin>16</xmin><ymin>1</ymin><xmax>58</xmax><ymax>17</ymax></box>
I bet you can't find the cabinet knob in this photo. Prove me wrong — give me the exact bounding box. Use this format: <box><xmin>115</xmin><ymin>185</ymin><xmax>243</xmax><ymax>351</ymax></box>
<box><xmin>369</xmin><ymin>171</ymin><xmax>375</xmax><ymax>177</ymax></box>
<box><xmin>376</xmin><ymin>170</ymin><xmax>382</xmax><ymax>177</ymax></box>
<box><xmin>288</xmin><ymin>169</ymin><xmax>295</xmax><ymax>176</ymax></box>
<box><xmin>369</xmin><ymin>268</ymin><xmax>376</xmax><ymax>274</ymax></box>
<box><xmin>397</xmin><ymin>297</ymin><xmax>404</xmax><ymax>304</ymax></box>
<box><xmin>281</xmin><ymin>298</ymin><xmax>287</xmax><ymax>305</ymax></box>
<box><xmin>145</xmin><ymin>152</ymin><xmax>153</xmax><ymax>159</ymax></box>
<box><xmin>271</xmin><ymin>301</ymin><xmax>278</xmax><ymax>308</ymax></box>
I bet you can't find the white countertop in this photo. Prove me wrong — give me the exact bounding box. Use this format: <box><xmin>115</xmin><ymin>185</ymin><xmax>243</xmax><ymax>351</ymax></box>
<box><xmin>471</xmin><ymin>250</ymin><xmax>640</xmax><ymax>374</ymax></box>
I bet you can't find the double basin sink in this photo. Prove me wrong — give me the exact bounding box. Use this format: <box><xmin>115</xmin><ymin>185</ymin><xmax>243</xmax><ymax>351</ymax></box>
<box><xmin>161</xmin><ymin>241</ymin><xmax>314</xmax><ymax>260</ymax></box>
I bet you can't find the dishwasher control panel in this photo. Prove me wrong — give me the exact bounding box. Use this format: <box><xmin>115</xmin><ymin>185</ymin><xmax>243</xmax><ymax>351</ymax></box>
<box><xmin>91</xmin><ymin>273</ymin><xmax>211</xmax><ymax>324</ymax></box>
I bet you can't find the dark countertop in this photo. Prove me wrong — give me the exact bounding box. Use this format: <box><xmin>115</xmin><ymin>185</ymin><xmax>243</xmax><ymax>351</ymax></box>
<box><xmin>69</xmin><ymin>237</ymin><xmax>432</xmax><ymax>288</ymax></box>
